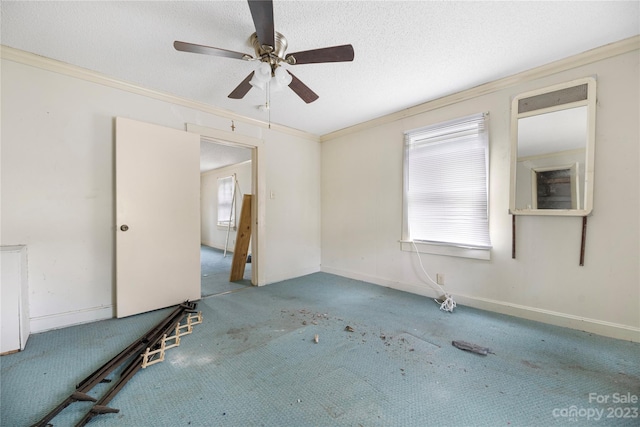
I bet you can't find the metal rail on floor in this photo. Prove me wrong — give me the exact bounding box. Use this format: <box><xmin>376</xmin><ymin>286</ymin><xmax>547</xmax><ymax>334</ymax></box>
<box><xmin>30</xmin><ymin>301</ymin><xmax>202</xmax><ymax>427</ymax></box>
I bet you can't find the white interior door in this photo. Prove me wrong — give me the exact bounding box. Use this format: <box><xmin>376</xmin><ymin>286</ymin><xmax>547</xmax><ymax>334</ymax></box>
<box><xmin>116</xmin><ymin>117</ymin><xmax>200</xmax><ymax>318</ymax></box>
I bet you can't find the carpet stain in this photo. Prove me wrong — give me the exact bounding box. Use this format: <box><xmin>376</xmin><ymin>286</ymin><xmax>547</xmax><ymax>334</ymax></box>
<box><xmin>521</xmin><ymin>360</ymin><xmax>541</xmax><ymax>369</ymax></box>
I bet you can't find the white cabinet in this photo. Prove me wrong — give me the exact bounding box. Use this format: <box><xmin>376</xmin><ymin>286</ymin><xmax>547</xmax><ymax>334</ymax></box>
<box><xmin>1</xmin><ymin>245</ymin><xmax>30</xmax><ymax>354</ymax></box>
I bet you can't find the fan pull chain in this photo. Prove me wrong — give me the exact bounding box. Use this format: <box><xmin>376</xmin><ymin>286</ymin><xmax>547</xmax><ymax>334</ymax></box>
<box><xmin>267</xmin><ymin>80</ymin><xmax>271</xmax><ymax>129</ymax></box>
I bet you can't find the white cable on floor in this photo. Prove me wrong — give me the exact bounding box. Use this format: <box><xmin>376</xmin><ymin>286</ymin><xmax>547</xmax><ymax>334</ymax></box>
<box><xmin>411</xmin><ymin>241</ymin><xmax>457</xmax><ymax>313</ymax></box>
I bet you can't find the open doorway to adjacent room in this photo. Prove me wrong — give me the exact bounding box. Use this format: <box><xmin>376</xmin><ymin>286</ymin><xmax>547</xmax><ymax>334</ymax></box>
<box><xmin>199</xmin><ymin>139</ymin><xmax>254</xmax><ymax>297</ymax></box>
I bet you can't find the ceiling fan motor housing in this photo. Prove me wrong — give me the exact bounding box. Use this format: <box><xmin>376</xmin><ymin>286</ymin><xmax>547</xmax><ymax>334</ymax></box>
<box><xmin>250</xmin><ymin>32</ymin><xmax>291</xmax><ymax>69</ymax></box>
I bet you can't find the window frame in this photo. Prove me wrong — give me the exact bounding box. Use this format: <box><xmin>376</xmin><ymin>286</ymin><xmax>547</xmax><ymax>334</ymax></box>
<box><xmin>217</xmin><ymin>175</ymin><xmax>236</xmax><ymax>229</ymax></box>
<box><xmin>401</xmin><ymin>113</ymin><xmax>491</xmax><ymax>260</ymax></box>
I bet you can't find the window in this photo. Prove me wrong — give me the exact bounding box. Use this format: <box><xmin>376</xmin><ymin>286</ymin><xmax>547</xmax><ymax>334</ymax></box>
<box><xmin>403</xmin><ymin>113</ymin><xmax>491</xmax><ymax>255</ymax></box>
<box><xmin>217</xmin><ymin>175</ymin><xmax>235</xmax><ymax>228</ymax></box>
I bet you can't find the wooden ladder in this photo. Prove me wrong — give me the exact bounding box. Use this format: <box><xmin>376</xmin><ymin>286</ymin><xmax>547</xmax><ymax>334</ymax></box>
<box><xmin>229</xmin><ymin>194</ymin><xmax>252</xmax><ymax>282</ymax></box>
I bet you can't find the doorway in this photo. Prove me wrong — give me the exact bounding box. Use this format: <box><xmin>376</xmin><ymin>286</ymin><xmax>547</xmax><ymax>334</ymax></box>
<box><xmin>531</xmin><ymin>163</ymin><xmax>579</xmax><ymax>210</ymax></box>
<box><xmin>199</xmin><ymin>139</ymin><xmax>254</xmax><ymax>297</ymax></box>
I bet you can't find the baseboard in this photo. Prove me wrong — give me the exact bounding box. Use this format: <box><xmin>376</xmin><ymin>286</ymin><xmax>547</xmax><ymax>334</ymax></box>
<box><xmin>320</xmin><ymin>266</ymin><xmax>640</xmax><ymax>343</ymax></box>
<box><xmin>201</xmin><ymin>241</ymin><xmax>237</xmax><ymax>254</ymax></box>
<box><xmin>451</xmin><ymin>294</ymin><xmax>640</xmax><ymax>343</ymax></box>
<box><xmin>30</xmin><ymin>305</ymin><xmax>114</xmax><ymax>333</ymax></box>
<box><xmin>201</xmin><ymin>241</ymin><xmax>223</xmax><ymax>250</ymax></box>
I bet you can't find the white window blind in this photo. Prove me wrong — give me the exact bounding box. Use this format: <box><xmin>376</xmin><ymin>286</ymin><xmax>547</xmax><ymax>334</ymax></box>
<box><xmin>217</xmin><ymin>175</ymin><xmax>235</xmax><ymax>227</ymax></box>
<box><xmin>404</xmin><ymin>113</ymin><xmax>491</xmax><ymax>249</ymax></box>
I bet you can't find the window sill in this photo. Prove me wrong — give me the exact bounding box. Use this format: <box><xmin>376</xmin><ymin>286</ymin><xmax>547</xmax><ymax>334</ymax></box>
<box><xmin>217</xmin><ymin>225</ymin><xmax>237</xmax><ymax>231</ymax></box>
<box><xmin>400</xmin><ymin>241</ymin><xmax>491</xmax><ymax>261</ymax></box>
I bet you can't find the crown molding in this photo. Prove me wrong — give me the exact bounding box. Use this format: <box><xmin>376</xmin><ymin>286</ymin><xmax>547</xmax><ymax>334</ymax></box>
<box><xmin>321</xmin><ymin>35</ymin><xmax>640</xmax><ymax>142</ymax></box>
<box><xmin>2</xmin><ymin>36</ymin><xmax>637</xmax><ymax>144</ymax></box>
<box><xmin>0</xmin><ymin>45</ymin><xmax>320</xmax><ymax>142</ymax></box>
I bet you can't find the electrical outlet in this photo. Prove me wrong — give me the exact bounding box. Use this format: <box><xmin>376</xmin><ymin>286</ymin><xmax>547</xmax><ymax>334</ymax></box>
<box><xmin>436</xmin><ymin>273</ymin><xmax>445</xmax><ymax>286</ymax></box>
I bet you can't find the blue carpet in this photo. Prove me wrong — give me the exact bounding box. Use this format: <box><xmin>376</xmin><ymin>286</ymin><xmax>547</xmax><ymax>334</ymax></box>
<box><xmin>200</xmin><ymin>245</ymin><xmax>251</xmax><ymax>297</ymax></box>
<box><xmin>2</xmin><ymin>273</ymin><xmax>638</xmax><ymax>426</ymax></box>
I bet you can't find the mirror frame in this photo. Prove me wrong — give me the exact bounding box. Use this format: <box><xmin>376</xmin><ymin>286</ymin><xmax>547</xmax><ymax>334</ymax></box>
<box><xmin>509</xmin><ymin>77</ymin><xmax>597</xmax><ymax>216</ymax></box>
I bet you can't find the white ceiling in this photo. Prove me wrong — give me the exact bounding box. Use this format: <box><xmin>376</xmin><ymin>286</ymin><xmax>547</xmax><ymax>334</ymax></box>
<box><xmin>200</xmin><ymin>140</ymin><xmax>251</xmax><ymax>172</ymax></box>
<box><xmin>1</xmin><ymin>1</ymin><xmax>639</xmax><ymax>138</ymax></box>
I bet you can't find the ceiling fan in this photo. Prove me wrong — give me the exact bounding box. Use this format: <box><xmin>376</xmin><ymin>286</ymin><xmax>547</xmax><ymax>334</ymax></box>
<box><xmin>173</xmin><ymin>0</ymin><xmax>354</xmax><ymax>104</ymax></box>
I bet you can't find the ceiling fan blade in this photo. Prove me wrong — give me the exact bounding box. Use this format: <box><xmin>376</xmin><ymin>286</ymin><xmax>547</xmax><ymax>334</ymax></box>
<box><xmin>287</xmin><ymin>71</ymin><xmax>319</xmax><ymax>104</ymax></box>
<box><xmin>286</xmin><ymin>44</ymin><xmax>354</xmax><ymax>65</ymax></box>
<box><xmin>247</xmin><ymin>0</ymin><xmax>275</xmax><ymax>48</ymax></box>
<box><xmin>174</xmin><ymin>40</ymin><xmax>253</xmax><ymax>60</ymax></box>
<box><xmin>228</xmin><ymin>72</ymin><xmax>255</xmax><ymax>99</ymax></box>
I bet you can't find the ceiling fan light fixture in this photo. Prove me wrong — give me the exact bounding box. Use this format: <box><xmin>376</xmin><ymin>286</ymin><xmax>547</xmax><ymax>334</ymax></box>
<box><xmin>274</xmin><ymin>66</ymin><xmax>292</xmax><ymax>86</ymax></box>
<box><xmin>270</xmin><ymin>67</ymin><xmax>291</xmax><ymax>92</ymax></box>
<box><xmin>256</xmin><ymin>62</ymin><xmax>272</xmax><ymax>81</ymax></box>
<box><xmin>249</xmin><ymin>76</ymin><xmax>265</xmax><ymax>90</ymax></box>
<box><xmin>249</xmin><ymin>62</ymin><xmax>272</xmax><ymax>89</ymax></box>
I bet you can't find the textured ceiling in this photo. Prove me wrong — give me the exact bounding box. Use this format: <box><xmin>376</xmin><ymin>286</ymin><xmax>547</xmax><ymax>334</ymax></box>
<box><xmin>1</xmin><ymin>1</ymin><xmax>639</xmax><ymax>138</ymax></box>
<box><xmin>200</xmin><ymin>140</ymin><xmax>251</xmax><ymax>172</ymax></box>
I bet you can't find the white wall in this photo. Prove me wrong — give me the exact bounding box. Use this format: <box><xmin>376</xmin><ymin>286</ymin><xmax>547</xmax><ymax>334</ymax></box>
<box><xmin>200</xmin><ymin>161</ymin><xmax>252</xmax><ymax>251</ymax></box>
<box><xmin>1</xmin><ymin>54</ymin><xmax>321</xmax><ymax>332</ymax></box>
<box><xmin>264</xmin><ymin>129</ymin><xmax>322</xmax><ymax>283</ymax></box>
<box><xmin>321</xmin><ymin>48</ymin><xmax>639</xmax><ymax>341</ymax></box>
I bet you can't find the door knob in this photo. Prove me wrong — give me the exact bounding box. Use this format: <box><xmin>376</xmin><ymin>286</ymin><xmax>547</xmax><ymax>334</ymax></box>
<box><xmin>120</xmin><ymin>224</ymin><xmax>129</xmax><ymax>232</ymax></box>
